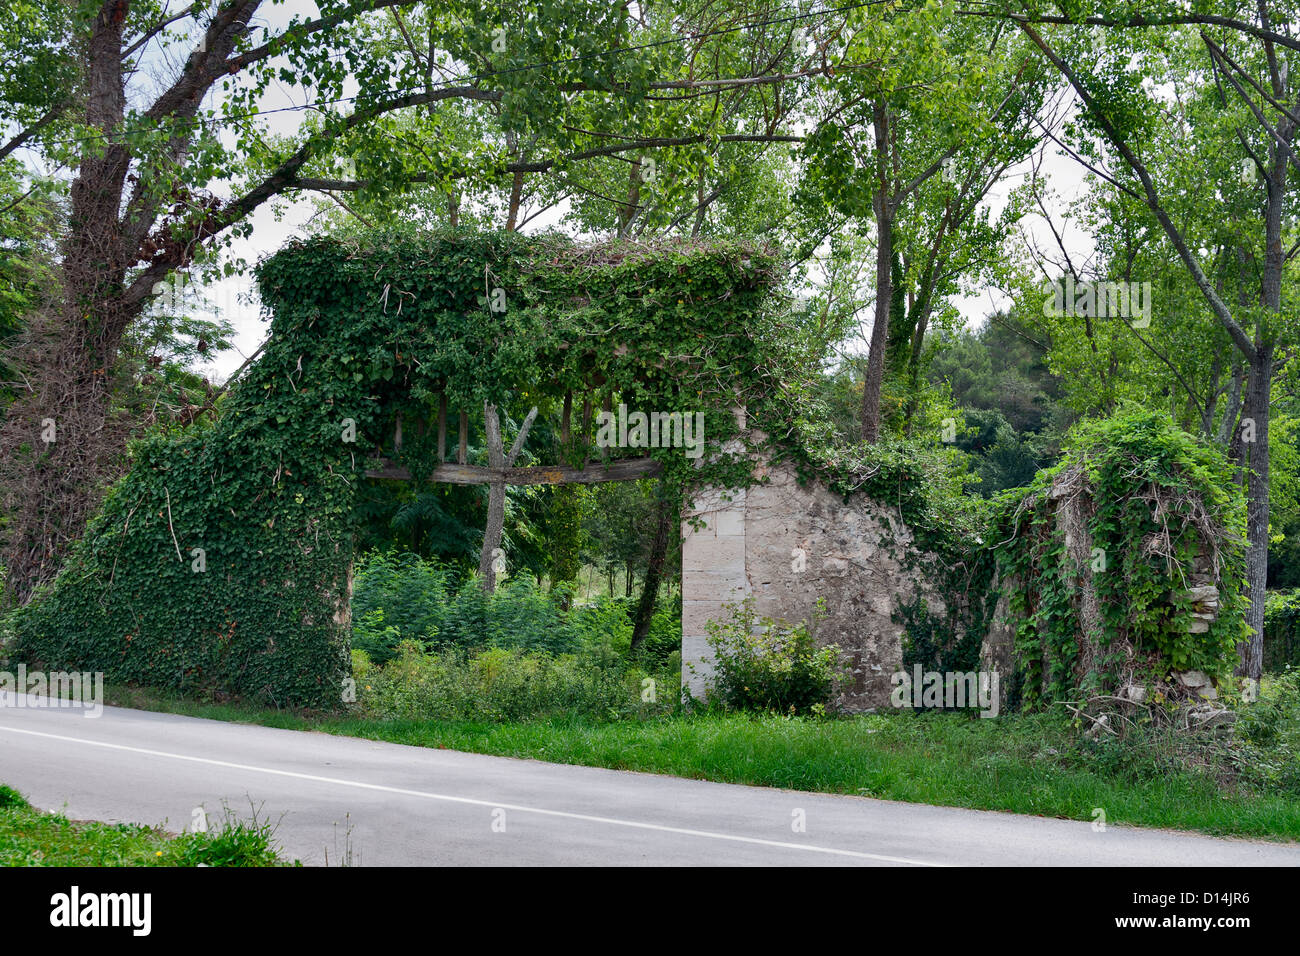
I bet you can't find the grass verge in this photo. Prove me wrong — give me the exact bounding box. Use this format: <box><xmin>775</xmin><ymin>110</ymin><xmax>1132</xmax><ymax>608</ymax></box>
<box><xmin>0</xmin><ymin>784</ymin><xmax>294</xmax><ymax>866</ymax></box>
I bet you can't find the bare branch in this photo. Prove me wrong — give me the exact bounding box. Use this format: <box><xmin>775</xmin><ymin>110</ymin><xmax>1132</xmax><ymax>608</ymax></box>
<box><xmin>123</xmin><ymin>3</ymin><xmax>196</xmax><ymax>60</ymax></box>
<box><xmin>1016</xmin><ymin>20</ymin><xmax>1258</xmax><ymax>363</ymax></box>
<box><xmin>965</xmin><ymin>8</ymin><xmax>1300</xmax><ymax>55</ymax></box>
<box><xmin>0</xmin><ymin>101</ymin><xmax>69</xmax><ymax>162</ymax></box>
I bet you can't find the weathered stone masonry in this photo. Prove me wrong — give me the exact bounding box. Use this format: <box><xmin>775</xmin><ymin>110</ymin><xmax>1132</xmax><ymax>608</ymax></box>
<box><xmin>681</xmin><ymin>458</ymin><xmax>957</xmax><ymax>711</ymax></box>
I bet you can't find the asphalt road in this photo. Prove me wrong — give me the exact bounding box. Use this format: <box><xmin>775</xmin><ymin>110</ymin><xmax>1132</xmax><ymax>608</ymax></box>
<box><xmin>1</xmin><ymin>698</ymin><xmax>1296</xmax><ymax>866</ymax></box>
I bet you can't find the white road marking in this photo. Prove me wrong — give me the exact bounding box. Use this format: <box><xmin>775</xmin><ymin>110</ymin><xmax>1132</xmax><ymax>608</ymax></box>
<box><xmin>0</xmin><ymin>723</ymin><xmax>943</xmax><ymax>866</ymax></box>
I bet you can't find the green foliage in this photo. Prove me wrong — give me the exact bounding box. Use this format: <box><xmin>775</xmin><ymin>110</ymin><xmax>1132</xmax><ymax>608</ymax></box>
<box><xmin>995</xmin><ymin>410</ymin><xmax>1249</xmax><ymax>705</ymax></box>
<box><xmin>788</xmin><ymin>427</ymin><xmax>988</xmax><ymax>549</ymax></box>
<box><xmin>927</xmin><ymin>320</ymin><xmax>1070</xmax><ymax>496</ymax></box>
<box><xmin>639</xmin><ymin>590</ymin><xmax>683</xmax><ymax>670</ymax></box>
<box><xmin>0</xmin><ymin>784</ymin><xmax>292</xmax><ymax>867</ymax></box>
<box><xmin>163</xmin><ymin>806</ymin><xmax>287</xmax><ymax>867</ymax></box>
<box><xmin>354</xmin><ymin>641</ymin><xmax>670</xmax><ymax>723</ymax></box>
<box><xmin>544</xmin><ymin>485</ymin><xmax>586</xmax><ymax>585</ymax></box>
<box><xmin>898</xmin><ymin>595</ymin><xmax>986</xmax><ymax>678</ymax></box>
<box><xmin>1232</xmin><ymin>670</ymin><xmax>1300</xmax><ymax>794</ymax></box>
<box><xmin>951</xmin><ymin>407</ymin><xmax>1053</xmax><ymax>496</ymax></box>
<box><xmin>700</xmin><ymin>599</ymin><xmax>847</xmax><ymax>716</ymax></box>
<box><xmin>1264</xmin><ymin>590</ymin><xmax>1300</xmax><ymax>671</ymax></box>
<box><xmin>11</xmin><ymin>230</ymin><xmax>781</xmax><ymax>707</ymax></box>
<box><xmin>930</xmin><ymin>320</ymin><xmax>1066</xmax><ymax>436</ymax></box>
<box><xmin>350</xmin><ymin>549</ymin><xmax>649</xmax><ymax>664</ymax></box>
<box><xmin>350</xmin><ymin>550</ymin><xmax>451</xmax><ymax>661</ymax></box>
<box><xmin>581</xmin><ymin>479</ymin><xmax>673</xmax><ymax>596</ymax></box>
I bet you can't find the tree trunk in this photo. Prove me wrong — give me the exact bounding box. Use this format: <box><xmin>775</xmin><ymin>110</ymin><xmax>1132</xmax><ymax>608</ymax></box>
<box><xmin>0</xmin><ymin>0</ymin><xmax>259</xmax><ymax>606</ymax></box>
<box><xmin>1236</xmin><ymin>129</ymin><xmax>1291</xmax><ymax>680</ymax></box>
<box><xmin>0</xmin><ymin>1</ymin><xmax>137</xmax><ymax>606</ymax></box>
<box><xmin>860</xmin><ymin>211</ymin><xmax>892</xmax><ymax>443</ymax></box>
<box><xmin>859</xmin><ymin>100</ymin><xmax>893</xmax><ymax>444</ymax></box>
<box><xmin>505</xmin><ymin>169</ymin><xmax>524</xmax><ymax>231</ymax></box>
<box><xmin>618</xmin><ymin>157</ymin><xmax>643</xmax><ymax>239</ymax></box>
<box><xmin>630</xmin><ymin>480</ymin><xmax>676</xmax><ymax>654</ymax></box>
<box><xmin>477</xmin><ymin>403</ymin><xmax>507</xmax><ymax>592</ymax></box>
<box><xmin>1238</xmin><ymin>349</ymin><xmax>1271</xmax><ymax>681</ymax></box>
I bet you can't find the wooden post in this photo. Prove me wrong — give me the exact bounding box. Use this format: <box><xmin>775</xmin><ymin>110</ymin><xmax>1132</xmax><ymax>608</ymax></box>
<box><xmin>477</xmin><ymin>403</ymin><xmax>538</xmax><ymax>593</ymax></box>
<box><xmin>478</xmin><ymin>403</ymin><xmax>507</xmax><ymax>593</ymax></box>
<box><xmin>458</xmin><ymin>410</ymin><xmax>468</xmax><ymax>465</ymax></box>
<box><xmin>437</xmin><ymin>394</ymin><xmax>447</xmax><ymax>463</ymax></box>
<box><xmin>602</xmin><ymin>391</ymin><xmax>613</xmax><ymax>460</ymax></box>
<box><xmin>581</xmin><ymin>393</ymin><xmax>592</xmax><ymax>461</ymax></box>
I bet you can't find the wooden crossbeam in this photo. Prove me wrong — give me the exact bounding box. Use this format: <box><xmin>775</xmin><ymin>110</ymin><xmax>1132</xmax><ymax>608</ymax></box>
<box><xmin>365</xmin><ymin>457</ymin><xmax>661</xmax><ymax>485</ymax></box>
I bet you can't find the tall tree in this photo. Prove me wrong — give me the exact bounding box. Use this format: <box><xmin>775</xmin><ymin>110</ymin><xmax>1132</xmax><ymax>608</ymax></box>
<box><xmin>795</xmin><ymin>3</ymin><xmax>1049</xmax><ymax>442</ymax></box>
<box><xmin>1008</xmin><ymin>1</ymin><xmax>1297</xmax><ymax>680</ymax></box>
<box><xmin>0</xmin><ymin>0</ymin><xmax>827</xmax><ymax>606</ymax></box>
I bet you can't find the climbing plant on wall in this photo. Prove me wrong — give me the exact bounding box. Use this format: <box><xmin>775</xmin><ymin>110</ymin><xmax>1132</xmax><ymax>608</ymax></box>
<box><xmin>8</xmin><ymin>229</ymin><xmax>794</xmax><ymax>707</ymax></box>
<box><xmin>783</xmin><ymin>409</ymin><xmax>1000</xmax><ymax>666</ymax></box>
<box><xmin>993</xmin><ymin>410</ymin><xmax>1249</xmax><ymax>706</ymax></box>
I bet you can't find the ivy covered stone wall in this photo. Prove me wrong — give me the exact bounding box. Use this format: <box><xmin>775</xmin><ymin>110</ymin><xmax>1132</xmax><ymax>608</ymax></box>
<box><xmin>992</xmin><ymin>412</ymin><xmax>1249</xmax><ymax>707</ymax></box>
<box><xmin>683</xmin><ymin>412</ymin><xmax>1249</xmax><ymax>716</ymax></box>
<box><xmin>10</xmin><ymin>230</ymin><xmax>789</xmax><ymax>707</ymax></box>
<box><xmin>683</xmin><ymin>434</ymin><xmax>995</xmax><ymax>711</ymax></box>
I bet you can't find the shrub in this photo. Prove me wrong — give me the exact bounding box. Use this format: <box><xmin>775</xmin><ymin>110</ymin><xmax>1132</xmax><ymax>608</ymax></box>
<box><xmin>164</xmin><ymin>807</ymin><xmax>287</xmax><ymax>867</ymax></box>
<box><xmin>350</xmin><ymin>551</ymin><xmax>644</xmax><ymax>662</ymax></box>
<box><xmin>1057</xmin><ymin>670</ymin><xmax>1300</xmax><ymax>798</ymax></box>
<box><xmin>475</xmin><ymin>576</ymin><xmax>582</xmax><ymax>656</ymax></box>
<box><xmin>699</xmin><ymin>599</ymin><xmax>847</xmax><ymax>715</ymax></box>
<box><xmin>350</xmin><ymin>551</ymin><xmax>449</xmax><ymax>662</ymax></box>
<box><xmin>1232</xmin><ymin>669</ymin><xmax>1300</xmax><ymax>794</ymax></box>
<box><xmin>565</xmin><ymin>594</ymin><xmax>633</xmax><ymax>655</ymax></box>
<box><xmin>1264</xmin><ymin>590</ymin><xmax>1300</xmax><ymax>671</ymax></box>
<box><xmin>355</xmin><ymin>641</ymin><xmax>674</xmax><ymax>723</ymax></box>
<box><xmin>639</xmin><ymin>591</ymin><xmax>683</xmax><ymax>668</ymax></box>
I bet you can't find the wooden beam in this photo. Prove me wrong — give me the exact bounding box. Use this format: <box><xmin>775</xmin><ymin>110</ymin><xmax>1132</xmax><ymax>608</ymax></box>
<box><xmin>365</xmin><ymin>457</ymin><xmax>662</xmax><ymax>485</ymax></box>
<box><xmin>506</xmin><ymin>406</ymin><xmax>538</xmax><ymax>466</ymax></box>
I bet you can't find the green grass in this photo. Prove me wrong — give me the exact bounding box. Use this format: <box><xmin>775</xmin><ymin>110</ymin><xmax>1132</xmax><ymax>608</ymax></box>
<box><xmin>0</xmin><ymin>784</ymin><xmax>294</xmax><ymax>866</ymax></box>
<box><xmin>103</xmin><ymin>685</ymin><xmax>1300</xmax><ymax>842</ymax></box>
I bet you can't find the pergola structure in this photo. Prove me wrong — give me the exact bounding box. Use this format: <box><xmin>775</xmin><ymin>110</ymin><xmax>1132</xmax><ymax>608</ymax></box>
<box><xmin>12</xmin><ymin>231</ymin><xmax>792</xmax><ymax>706</ymax></box>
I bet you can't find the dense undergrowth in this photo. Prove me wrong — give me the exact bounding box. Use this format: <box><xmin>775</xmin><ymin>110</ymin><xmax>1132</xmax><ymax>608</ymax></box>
<box><xmin>347</xmin><ymin>550</ymin><xmax>681</xmax><ymax>722</ymax></box>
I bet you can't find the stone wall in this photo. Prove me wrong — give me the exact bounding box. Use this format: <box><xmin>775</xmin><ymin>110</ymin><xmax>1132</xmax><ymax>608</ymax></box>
<box><xmin>681</xmin><ymin>459</ymin><xmax>957</xmax><ymax>711</ymax></box>
<box><xmin>678</xmin><ymin>450</ymin><xmax>1232</xmax><ymax>714</ymax></box>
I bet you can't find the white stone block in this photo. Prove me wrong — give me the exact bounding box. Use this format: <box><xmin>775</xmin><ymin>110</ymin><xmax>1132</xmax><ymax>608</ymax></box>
<box><xmin>682</xmin><ymin>534</ymin><xmax>745</xmax><ymax>572</ymax></box>
<box><xmin>682</xmin><ymin>571</ymin><xmax>748</xmax><ymax>604</ymax></box>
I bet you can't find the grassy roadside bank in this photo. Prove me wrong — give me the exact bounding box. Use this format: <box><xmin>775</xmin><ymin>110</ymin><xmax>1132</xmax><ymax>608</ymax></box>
<box><xmin>103</xmin><ymin>685</ymin><xmax>1300</xmax><ymax>842</ymax></box>
<box><xmin>0</xmin><ymin>785</ymin><xmax>294</xmax><ymax>866</ymax></box>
